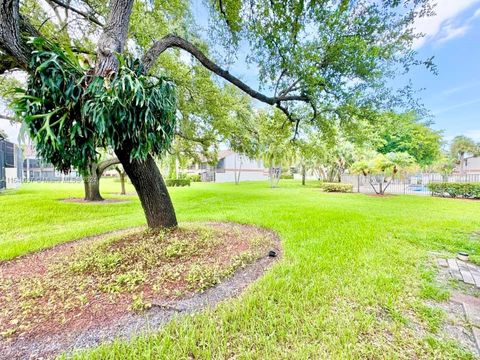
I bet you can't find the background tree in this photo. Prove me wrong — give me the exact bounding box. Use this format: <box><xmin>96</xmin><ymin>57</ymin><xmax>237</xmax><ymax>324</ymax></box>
<box><xmin>450</xmin><ymin>135</ymin><xmax>480</xmax><ymax>176</ymax></box>
<box><xmin>1</xmin><ymin>0</ymin><xmax>434</xmax><ymax>228</ymax></box>
<box><xmin>257</xmin><ymin>110</ymin><xmax>295</xmax><ymax>188</ymax></box>
<box><xmin>430</xmin><ymin>154</ymin><xmax>456</xmax><ymax>181</ymax></box>
<box><xmin>115</xmin><ymin>165</ymin><xmax>127</xmax><ymax>195</ymax></box>
<box><xmin>83</xmin><ymin>156</ymin><xmax>120</xmax><ymax>201</ymax></box>
<box><xmin>377</xmin><ymin>112</ymin><xmax>442</xmax><ymax>167</ymax></box>
<box><xmin>351</xmin><ymin>151</ymin><xmax>416</xmax><ymax>195</ymax></box>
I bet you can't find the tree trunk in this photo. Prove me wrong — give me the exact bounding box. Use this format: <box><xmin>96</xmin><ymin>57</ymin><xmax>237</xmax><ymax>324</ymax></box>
<box><xmin>88</xmin><ymin>172</ymin><xmax>103</xmax><ymax>201</ymax></box>
<box><xmin>83</xmin><ymin>162</ymin><xmax>104</xmax><ymax>201</ymax></box>
<box><xmin>120</xmin><ymin>172</ymin><xmax>126</xmax><ymax>195</ymax></box>
<box><xmin>269</xmin><ymin>166</ymin><xmax>281</xmax><ymax>188</ymax></box>
<box><xmin>116</xmin><ymin>149</ymin><xmax>177</xmax><ymax>228</ymax></box>
<box><xmin>301</xmin><ymin>165</ymin><xmax>306</xmax><ymax>186</ymax></box>
<box><xmin>115</xmin><ymin>166</ymin><xmax>126</xmax><ymax>195</ymax></box>
<box><xmin>83</xmin><ymin>177</ymin><xmax>90</xmax><ymax>200</ymax></box>
<box><xmin>234</xmin><ymin>154</ymin><xmax>242</xmax><ymax>185</ymax></box>
<box><xmin>83</xmin><ymin>163</ymin><xmax>104</xmax><ymax>201</ymax></box>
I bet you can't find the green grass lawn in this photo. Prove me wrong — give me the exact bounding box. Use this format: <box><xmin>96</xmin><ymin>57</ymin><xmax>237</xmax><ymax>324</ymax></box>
<box><xmin>2</xmin><ymin>179</ymin><xmax>480</xmax><ymax>358</ymax></box>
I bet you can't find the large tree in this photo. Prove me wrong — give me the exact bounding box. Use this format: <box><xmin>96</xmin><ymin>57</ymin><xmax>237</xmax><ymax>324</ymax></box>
<box><xmin>1</xmin><ymin>0</ymin><xmax>433</xmax><ymax>228</ymax></box>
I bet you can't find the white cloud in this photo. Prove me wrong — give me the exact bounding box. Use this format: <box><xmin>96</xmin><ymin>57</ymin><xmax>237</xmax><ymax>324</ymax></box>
<box><xmin>413</xmin><ymin>0</ymin><xmax>480</xmax><ymax>48</ymax></box>
<box><xmin>434</xmin><ymin>97</ymin><xmax>480</xmax><ymax>115</ymax></box>
<box><xmin>436</xmin><ymin>24</ymin><xmax>470</xmax><ymax>43</ymax></box>
<box><xmin>442</xmin><ymin>81</ymin><xmax>480</xmax><ymax>96</ymax></box>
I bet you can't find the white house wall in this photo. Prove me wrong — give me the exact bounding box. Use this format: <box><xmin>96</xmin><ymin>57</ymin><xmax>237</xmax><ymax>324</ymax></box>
<box><xmin>465</xmin><ymin>157</ymin><xmax>480</xmax><ymax>174</ymax></box>
<box><xmin>215</xmin><ymin>153</ymin><xmax>268</xmax><ymax>183</ymax></box>
<box><xmin>223</xmin><ymin>154</ymin><xmax>264</xmax><ymax>170</ymax></box>
<box><xmin>5</xmin><ymin>167</ymin><xmax>20</xmax><ymax>189</ymax></box>
<box><xmin>215</xmin><ymin>171</ymin><xmax>269</xmax><ymax>183</ymax></box>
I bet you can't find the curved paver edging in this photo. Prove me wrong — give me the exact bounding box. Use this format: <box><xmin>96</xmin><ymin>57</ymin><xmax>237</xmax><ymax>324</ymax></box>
<box><xmin>0</xmin><ymin>223</ymin><xmax>281</xmax><ymax>360</ymax></box>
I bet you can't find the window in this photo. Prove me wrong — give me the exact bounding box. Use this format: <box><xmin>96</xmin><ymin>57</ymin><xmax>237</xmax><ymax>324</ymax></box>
<box><xmin>216</xmin><ymin>158</ymin><xmax>225</xmax><ymax>172</ymax></box>
<box><xmin>4</xmin><ymin>141</ymin><xmax>15</xmax><ymax>168</ymax></box>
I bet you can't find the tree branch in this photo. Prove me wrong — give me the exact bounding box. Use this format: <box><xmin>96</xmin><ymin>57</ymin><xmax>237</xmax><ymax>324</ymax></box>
<box><xmin>47</xmin><ymin>0</ymin><xmax>104</xmax><ymax>26</ymax></box>
<box><xmin>142</xmin><ymin>34</ymin><xmax>311</xmax><ymax>110</ymax></box>
<box><xmin>175</xmin><ymin>131</ymin><xmax>215</xmax><ymax>145</ymax></box>
<box><xmin>217</xmin><ymin>0</ymin><xmax>232</xmax><ymax>29</ymax></box>
<box><xmin>97</xmin><ymin>157</ymin><xmax>120</xmax><ymax>175</ymax></box>
<box><xmin>0</xmin><ymin>114</ymin><xmax>17</xmax><ymax>122</ymax></box>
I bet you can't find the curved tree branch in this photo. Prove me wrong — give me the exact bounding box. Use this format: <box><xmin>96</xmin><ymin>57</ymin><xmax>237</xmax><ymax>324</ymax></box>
<box><xmin>97</xmin><ymin>157</ymin><xmax>120</xmax><ymax>175</ymax></box>
<box><xmin>142</xmin><ymin>34</ymin><xmax>311</xmax><ymax>111</ymax></box>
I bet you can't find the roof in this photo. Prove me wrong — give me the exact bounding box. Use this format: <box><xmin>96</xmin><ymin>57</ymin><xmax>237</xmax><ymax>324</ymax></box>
<box><xmin>217</xmin><ymin>149</ymin><xmax>235</xmax><ymax>160</ymax></box>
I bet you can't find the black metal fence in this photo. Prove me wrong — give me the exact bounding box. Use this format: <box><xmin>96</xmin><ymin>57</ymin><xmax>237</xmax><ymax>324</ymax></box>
<box><xmin>342</xmin><ymin>173</ymin><xmax>480</xmax><ymax>196</ymax></box>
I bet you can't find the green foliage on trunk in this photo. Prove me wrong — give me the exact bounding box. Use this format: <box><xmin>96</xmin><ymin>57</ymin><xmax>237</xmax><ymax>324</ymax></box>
<box><xmin>12</xmin><ymin>38</ymin><xmax>176</xmax><ymax>174</ymax></box>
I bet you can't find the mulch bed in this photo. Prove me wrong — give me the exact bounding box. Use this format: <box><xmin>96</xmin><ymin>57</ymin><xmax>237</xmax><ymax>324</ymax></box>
<box><xmin>0</xmin><ymin>222</ymin><xmax>280</xmax><ymax>359</ymax></box>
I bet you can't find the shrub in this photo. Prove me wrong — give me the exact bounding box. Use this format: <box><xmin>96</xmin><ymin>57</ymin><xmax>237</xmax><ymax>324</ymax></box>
<box><xmin>428</xmin><ymin>182</ymin><xmax>480</xmax><ymax>199</ymax></box>
<box><xmin>165</xmin><ymin>179</ymin><xmax>191</xmax><ymax>187</ymax></box>
<box><xmin>280</xmin><ymin>174</ymin><xmax>294</xmax><ymax>179</ymax></box>
<box><xmin>320</xmin><ymin>182</ymin><xmax>353</xmax><ymax>193</ymax></box>
<box><xmin>187</xmin><ymin>174</ymin><xmax>201</xmax><ymax>182</ymax></box>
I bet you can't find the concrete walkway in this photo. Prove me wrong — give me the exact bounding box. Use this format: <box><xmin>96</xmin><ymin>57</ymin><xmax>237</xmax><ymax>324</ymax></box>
<box><xmin>437</xmin><ymin>258</ymin><xmax>480</xmax><ymax>288</ymax></box>
<box><xmin>438</xmin><ymin>258</ymin><xmax>480</xmax><ymax>351</ymax></box>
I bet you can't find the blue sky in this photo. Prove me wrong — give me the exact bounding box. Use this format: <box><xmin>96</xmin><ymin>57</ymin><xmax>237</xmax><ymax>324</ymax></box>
<box><xmin>408</xmin><ymin>0</ymin><xmax>480</xmax><ymax>141</ymax></box>
<box><xmin>191</xmin><ymin>0</ymin><xmax>480</xmax><ymax>143</ymax></box>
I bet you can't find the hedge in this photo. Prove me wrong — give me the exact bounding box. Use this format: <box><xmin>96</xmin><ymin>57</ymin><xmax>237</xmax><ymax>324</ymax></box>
<box><xmin>165</xmin><ymin>179</ymin><xmax>191</xmax><ymax>187</ymax></box>
<box><xmin>187</xmin><ymin>174</ymin><xmax>201</xmax><ymax>182</ymax></box>
<box><xmin>280</xmin><ymin>174</ymin><xmax>294</xmax><ymax>179</ymax></box>
<box><xmin>428</xmin><ymin>182</ymin><xmax>480</xmax><ymax>199</ymax></box>
<box><xmin>320</xmin><ymin>182</ymin><xmax>353</xmax><ymax>193</ymax></box>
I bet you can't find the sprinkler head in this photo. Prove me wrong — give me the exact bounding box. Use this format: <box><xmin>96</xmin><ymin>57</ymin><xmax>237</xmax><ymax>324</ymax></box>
<box><xmin>268</xmin><ymin>250</ymin><xmax>277</xmax><ymax>258</ymax></box>
<box><xmin>457</xmin><ymin>252</ymin><xmax>469</xmax><ymax>261</ymax></box>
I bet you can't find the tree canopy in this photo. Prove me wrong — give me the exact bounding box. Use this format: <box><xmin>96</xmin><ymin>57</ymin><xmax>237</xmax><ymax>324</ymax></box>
<box><xmin>376</xmin><ymin>112</ymin><xmax>442</xmax><ymax>167</ymax></box>
<box><xmin>450</xmin><ymin>135</ymin><xmax>479</xmax><ymax>160</ymax></box>
<box><xmin>0</xmin><ymin>0</ymin><xmax>436</xmax><ymax>228</ymax></box>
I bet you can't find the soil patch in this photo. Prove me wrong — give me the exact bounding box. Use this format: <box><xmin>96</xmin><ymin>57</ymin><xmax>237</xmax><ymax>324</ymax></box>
<box><xmin>61</xmin><ymin>198</ymin><xmax>131</xmax><ymax>204</ymax></box>
<box><xmin>0</xmin><ymin>222</ymin><xmax>280</xmax><ymax>359</ymax></box>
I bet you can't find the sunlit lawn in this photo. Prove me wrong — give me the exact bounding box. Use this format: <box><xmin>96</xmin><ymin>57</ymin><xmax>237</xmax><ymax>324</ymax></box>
<box><xmin>1</xmin><ymin>179</ymin><xmax>480</xmax><ymax>358</ymax></box>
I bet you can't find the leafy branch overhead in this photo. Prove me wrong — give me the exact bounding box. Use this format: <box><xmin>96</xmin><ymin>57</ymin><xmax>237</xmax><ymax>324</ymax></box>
<box><xmin>12</xmin><ymin>39</ymin><xmax>176</xmax><ymax>174</ymax></box>
<box><xmin>2</xmin><ymin>0</ymin><xmax>434</xmax><ymax>132</ymax></box>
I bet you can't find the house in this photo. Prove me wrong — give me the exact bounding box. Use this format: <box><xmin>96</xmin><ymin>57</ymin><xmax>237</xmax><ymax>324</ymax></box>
<box><xmin>23</xmin><ymin>143</ymin><xmax>80</xmax><ymax>181</ymax></box>
<box><xmin>454</xmin><ymin>156</ymin><xmax>480</xmax><ymax>179</ymax></box>
<box><xmin>0</xmin><ymin>139</ymin><xmax>22</xmax><ymax>190</ymax></box>
<box><xmin>187</xmin><ymin>150</ymin><xmax>269</xmax><ymax>182</ymax></box>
